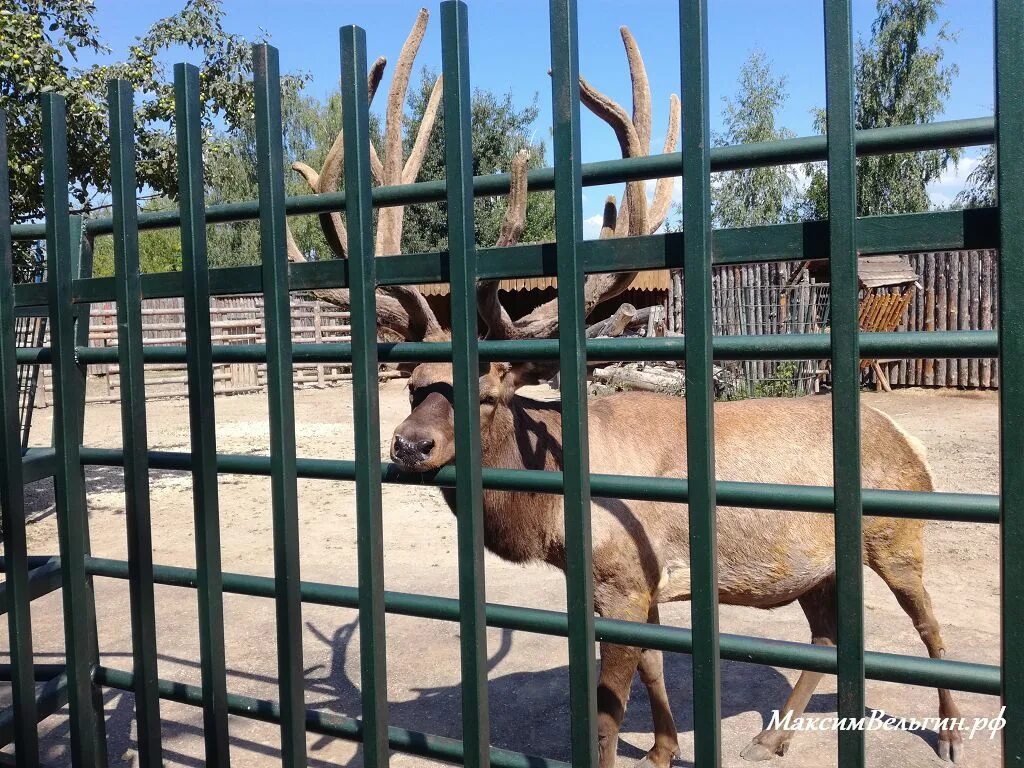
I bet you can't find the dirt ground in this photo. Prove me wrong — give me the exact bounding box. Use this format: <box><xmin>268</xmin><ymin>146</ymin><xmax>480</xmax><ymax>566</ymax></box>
<box><xmin>2</xmin><ymin>384</ymin><xmax>1003</xmax><ymax>767</ymax></box>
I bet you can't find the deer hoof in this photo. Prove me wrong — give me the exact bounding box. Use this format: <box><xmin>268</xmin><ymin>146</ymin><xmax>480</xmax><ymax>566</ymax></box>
<box><xmin>740</xmin><ymin>735</ymin><xmax>788</xmax><ymax>762</ymax></box>
<box><xmin>938</xmin><ymin>733</ymin><xmax>966</xmax><ymax>764</ymax></box>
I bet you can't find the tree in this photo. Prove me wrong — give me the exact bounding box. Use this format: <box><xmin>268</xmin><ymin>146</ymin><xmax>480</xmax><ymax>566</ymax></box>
<box><xmin>955</xmin><ymin>147</ymin><xmax>995</xmax><ymax>207</ymax></box>
<box><xmin>802</xmin><ymin>0</ymin><xmax>959</xmax><ymax>218</ymax></box>
<box><xmin>202</xmin><ymin>88</ymin><xmax>369</xmax><ymax>268</ymax></box>
<box><xmin>1</xmin><ymin>0</ymin><xmax>302</xmax><ymax>272</ymax></box>
<box><xmin>91</xmin><ymin>199</ymin><xmax>183</xmax><ymax>276</ymax></box>
<box><xmin>711</xmin><ymin>50</ymin><xmax>798</xmax><ymax>228</ymax></box>
<box><xmin>400</xmin><ymin>67</ymin><xmax>555</xmax><ymax>253</ymax></box>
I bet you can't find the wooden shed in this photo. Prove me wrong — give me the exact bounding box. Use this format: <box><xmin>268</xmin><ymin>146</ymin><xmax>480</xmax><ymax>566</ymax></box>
<box><xmin>414</xmin><ymin>270</ymin><xmax>672</xmax><ymax>328</ymax></box>
<box><xmin>808</xmin><ymin>254</ymin><xmax>920</xmax><ymax>390</ymax></box>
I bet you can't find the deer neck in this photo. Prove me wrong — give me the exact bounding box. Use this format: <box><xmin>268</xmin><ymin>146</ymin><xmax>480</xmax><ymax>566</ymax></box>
<box><xmin>440</xmin><ymin>395</ymin><xmax>566</xmax><ymax>566</ymax></box>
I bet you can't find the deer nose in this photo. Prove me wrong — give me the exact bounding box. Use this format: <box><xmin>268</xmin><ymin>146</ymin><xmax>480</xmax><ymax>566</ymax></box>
<box><xmin>392</xmin><ymin>434</ymin><xmax>435</xmax><ymax>466</ymax></box>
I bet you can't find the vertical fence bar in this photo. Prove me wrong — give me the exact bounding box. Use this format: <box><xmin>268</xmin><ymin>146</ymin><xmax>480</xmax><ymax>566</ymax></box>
<box><xmin>252</xmin><ymin>44</ymin><xmax>306</xmax><ymax>768</ymax></box>
<box><xmin>440</xmin><ymin>3</ymin><xmax>490</xmax><ymax>766</ymax></box>
<box><xmin>548</xmin><ymin>2</ymin><xmax>597</xmax><ymax>766</ymax></box>
<box><xmin>339</xmin><ymin>25</ymin><xmax>390</xmax><ymax>768</ymax></box>
<box><xmin>995</xmin><ymin>0</ymin><xmax>1024</xmax><ymax>763</ymax></box>
<box><xmin>174</xmin><ymin>62</ymin><xmax>231</xmax><ymax>765</ymax></box>
<box><xmin>107</xmin><ymin>80</ymin><xmax>164</xmax><ymax>767</ymax></box>
<box><xmin>42</xmin><ymin>94</ymin><xmax>107</xmax><ymax>768</ymax></box>
<box><xmin>823</xmin><ymin>2</ymin><xmax>865</xmax><ymax>766</ymax></box>
<box><xmin>0</xmin><ymin>110</ymin><xmax>40</xmax><ymax>768</ymax></box>
<box><xmin>679</xmin><ymin>0</ymin><xmax>722</xmax><ymax>764</ymax></box>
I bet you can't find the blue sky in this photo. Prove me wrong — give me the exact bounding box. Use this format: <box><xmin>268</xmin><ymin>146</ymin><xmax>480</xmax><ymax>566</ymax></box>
<box><xmin>83</xmin><ymin>0</ymin><xmax>995</xmax><ymax>234</ymax></box>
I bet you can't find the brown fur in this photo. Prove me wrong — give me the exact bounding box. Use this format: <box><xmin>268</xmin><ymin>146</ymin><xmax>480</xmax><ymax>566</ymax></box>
<box><xmin>392</xmin><ymin>363</ymin><xmax>965</xmax><ymax>766</ymax></box>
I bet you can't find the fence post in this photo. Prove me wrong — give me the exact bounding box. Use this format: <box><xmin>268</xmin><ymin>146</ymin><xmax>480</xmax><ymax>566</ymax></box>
<box><xmin>679</xmin><ymin>0</ymin><xmax>722</xmax><ymax>763</ymax></box>
<box><xmin>995</xmin><ymin>0</ymin><xmax>1024</xmax><ymax>761</ymax></box>
<box><xmin>174</xmin><ymin>62</ymin><xmax>232</xmax><ymax>765</ymax></box>
<box><xmin>107</xmin><ymin>79</ymin><xmax>163</xmax><ymax>766</ymax></box>
<box><xmin>823</xmin><ymin>1</ymin><xmax>866</xmax><ymax>765</ymax></box>
<box><xmin>548</xmin><ymin>2</ymin><xmax>598</xmax><ymax>766</ymax></box>
<box><xmin>339</xmin><ymin>25</ymin><xmax>391</xmax><ymax>768</ymax></box>
<box><xmin>0</xmin><ymin>108</ymin><xmax>41</xmax><ymax>768</ymax></box>
<box><xmin>252</xmin><ymin>44</ymin><xmax>306</xmax><ymax>768</ymax></box>
<box><xmin>42</xmin><ymin>92</ymin><xmax>108</xmax><ymax>768</ymax></box>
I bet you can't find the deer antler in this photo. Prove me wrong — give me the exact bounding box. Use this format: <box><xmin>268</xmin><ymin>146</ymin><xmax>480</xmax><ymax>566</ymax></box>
<box><xmin>285</xmin><ymin>9</ymin><xmax>444</xmax><ymax>343</ymax></box>
<box><xmin>375</xmin><ymin>8</ymin><xmax>444</xmax><ymax>255</ymax></box>
<box><xmin>482</xmin><ymin>27</ymin><xmax>678</xmax><ymax>343</ymax></box>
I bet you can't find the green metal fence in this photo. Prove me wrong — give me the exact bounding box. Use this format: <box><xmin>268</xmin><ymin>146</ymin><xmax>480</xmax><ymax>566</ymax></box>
<box><xmin>0</xmin><ymin>0</ymin><xmax>1020</xmax><ymax>766</ymax></box>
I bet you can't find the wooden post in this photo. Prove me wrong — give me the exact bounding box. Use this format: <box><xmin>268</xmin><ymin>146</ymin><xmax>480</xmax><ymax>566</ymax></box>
<box><xmin>923</xmin><ymin>252</ymin><xmax>935</xmax><ymax>385</ymax></box>
<box><xmin>969</xmin><ymin>250</ymin><xmax>980</xmax><ymax>387</ymax></box>
<box><xmin>982</xmin><ymin>250</ymin><xmax>994</xmax><ymax>388</ymax></box>
<box><xmin>313</xmin><ymin>300</ymin><xmax>325</xmax><ymax>387</ymax></box>
<box><xmin>958</xmin><ymin>252</ymin><xmax>970</xmax><ymax>386</ymax></box>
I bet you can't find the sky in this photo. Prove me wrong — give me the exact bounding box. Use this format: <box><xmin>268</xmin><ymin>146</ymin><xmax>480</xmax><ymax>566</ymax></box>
<box><xmin>80</xmin><ymin>0</ymin><xmax>995</xmax><ymax>235</ymax></box>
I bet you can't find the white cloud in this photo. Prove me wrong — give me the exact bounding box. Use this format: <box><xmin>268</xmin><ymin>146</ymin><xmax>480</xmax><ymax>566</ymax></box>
<box><xmin>582</xmin><ymin>213</ymin><xmax>605</xmax><ymax>240</ymax></box>
<box><xmin>927</xmin><ymin>152</ymin><xmax>983</xmax><ymax>208</ymax></box>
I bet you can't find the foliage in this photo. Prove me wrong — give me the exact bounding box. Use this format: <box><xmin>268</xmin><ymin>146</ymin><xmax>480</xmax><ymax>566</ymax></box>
<box><xmin>90</xmin><ymin>198</ymin><xmax>183</xmax><ymax>276</ymax></box>
<box><xmin>201</xmin><ymin>88</ymin><xmax>376</xmax><ymax>268</ymax></box>
<box><xmin>1</xmin><ymin>0</ymin><xmax>303</xmax><ymax>274</ymax></box>
<box><xmin>955</xmin><ymin>146</ymin><xmax>995</xmax><ymax>207</ymax></box>
<box><xmin>725</xmin><ymin>361</ymin><xmax>803</xmax><ymax>400</ymax></box>
<box><xmin>400</xmin><ymin>68</ymin><xmax>555</xmax><ymax>253</ymax></box>
<box><xmin>802</xmin><ymin>0</ymin><xmax>959</xmax><ymax>218</ymax></box>
<box><xmin>711</xmin><ymin>51</ymin><xmax>799</xmax><ymax>228</ymax></box>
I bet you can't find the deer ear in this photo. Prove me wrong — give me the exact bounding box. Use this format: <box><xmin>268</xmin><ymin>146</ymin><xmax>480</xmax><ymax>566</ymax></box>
<box><xmin>505</xmin><ymin>361</ymin><xmax>560</xmax><ymax>389</ymax></box>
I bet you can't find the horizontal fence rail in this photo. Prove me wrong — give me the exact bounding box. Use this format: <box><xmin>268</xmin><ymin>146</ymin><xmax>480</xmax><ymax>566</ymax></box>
<box><xmin>0</xmin><ymin>0</ymin><xmax>1017</xmax><ymax>766</ymax></box>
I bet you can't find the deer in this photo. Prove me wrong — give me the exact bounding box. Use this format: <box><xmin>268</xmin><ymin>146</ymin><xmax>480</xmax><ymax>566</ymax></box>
<box><xmin>288</xmin><ymin>12</ymin><xmax>964</xmax><ymax>768</ymax></box>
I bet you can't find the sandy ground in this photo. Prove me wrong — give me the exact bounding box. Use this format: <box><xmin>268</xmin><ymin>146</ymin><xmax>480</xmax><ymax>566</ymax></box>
<box><xmin>1</xmin><ymin>384</ymin><xmax>1002</xmax><ymax>768</ymax></box>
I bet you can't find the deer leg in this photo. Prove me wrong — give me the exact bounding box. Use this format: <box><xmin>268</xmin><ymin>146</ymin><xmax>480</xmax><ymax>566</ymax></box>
<box><xmin>596</xmin><ymin>594</ymin><xmax>651</xmax><ymax>768</ymax></box>
<box><xmin>869</xmin><ymin>552</ymin><xmax>965</xmax><ymax>764</ymax></box>
<box><xmin>634</xmin><ymin>604</ymin><xmax>679</xmax><ymax>768</ymax></box>
<box><xmin>741</xmin><ymin>577</ymin><xmax>837</xmax><ymax>762</ymax></box>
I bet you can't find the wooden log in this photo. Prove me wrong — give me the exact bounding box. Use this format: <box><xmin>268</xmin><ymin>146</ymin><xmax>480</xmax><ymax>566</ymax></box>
<box><xmin>936</xmin><ymin>252</ymin><xmax>948</xmax><ymax>385</ymax></box>
<box><xmin>969</xmin><ymin>250</ymin><xmax>981</xmax><ymax>387</ymax></box>
<box><xmin>586</xmin><ymin>303</ymin><xmax>637</xmax><ymax>338</ymax></box>
<box><xmin>592</xmin><ymin>364</ymin><xmax>686</xmax><ymax>395</ymax></box>
<box><xmin>946</xmin><ymin>252</ymin><xmax>956</xmax><ymax>386</ymax></box>
<box><xmin>981</xmin><ymin>250</ymin><xmax>993</xmax><ymax>388</ymax></box>
<box><xmin>959</xmin><ymin>252</ymin><xmax>969</xmax><ymax>386</ymax></box>
<box><xmin>923</xmin><ymin>252</ymin><xmax>935</xmax><ymax>385</ymax></box>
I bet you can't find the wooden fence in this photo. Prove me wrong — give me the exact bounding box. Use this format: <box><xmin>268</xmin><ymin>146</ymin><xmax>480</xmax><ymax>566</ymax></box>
<box><xmin>35</xmin><ymin>296</ymin><xmax>352</xmax><ymax>405</ymax></box>
<box><xmin>888</xmin><ymin>250</ymin><xmax>999</xmax><ymax>389</ymax></box>
<box><xmin>664</xmin><ymin>250</ymin><xmax>1000</xmax><ymax>391</ymax></box>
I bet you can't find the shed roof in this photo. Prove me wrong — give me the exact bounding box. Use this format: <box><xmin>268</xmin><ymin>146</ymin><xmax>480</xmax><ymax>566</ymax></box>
<box><xmin>413</xmin><ymin>269</ymin><xmax>671</xmax><ymax>296</ymax></box>
<box><xmin>807</xmin><ymin>254</ymin><xmax>918</xmax><ymax>289</ymax></box>
<box><xmin>857</xmin><ymin>255</ymin><xmax>919</xmax><ymax>288</ymax></box>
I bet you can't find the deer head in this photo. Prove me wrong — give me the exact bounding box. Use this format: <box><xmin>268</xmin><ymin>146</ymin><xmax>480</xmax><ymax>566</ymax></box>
<box><xmin>392</xmin><ymin>29</ymin><xmax>679</xmax><ymax>471</ymax></box>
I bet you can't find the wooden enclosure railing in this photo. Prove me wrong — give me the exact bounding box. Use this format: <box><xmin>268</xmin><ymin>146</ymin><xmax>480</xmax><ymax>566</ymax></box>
<box><xmin>33</xmin><ymin>296</ymin><xmax>352</xmax><ymax>405</ymax></box>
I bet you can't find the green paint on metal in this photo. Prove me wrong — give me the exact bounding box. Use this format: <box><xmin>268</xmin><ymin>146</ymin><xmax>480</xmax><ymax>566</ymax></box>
<box><xmin>823</xmin><ymin>1</ymin><xmax>866</xmax><ymax>765</ymax></box>
<box><xmin>679</xmin><ymin>1</ymin><xmax>722</xmax><ymax>764</ymax></box>
<box><xmin>76</xmin><ymin>444</ymin><xmax>999</xmax><ymax>526</ymax></box>
<box><xmin>41</xmin><ymin>93</ymin><xmax>108</xmax><ymax>768</ymax></box>
<box><xmin>339</xmin><ymin>24</ymin><xmax>391</xmax><ymax>768</ymax></box>
<box><xmin>440</xmin><ymin>3</ymin><xmax>491</xmax><ymax>767</ymax></box>
<box><xmin>7</xmin><ymin>115</ymin><xmax>996</xmax><ymax>242</ymax></box>
<box><xmin>995</xmin><ymin>0</ymin><xmax>1024</xmax><ymax>763</ymax></box>
<box><xmin>79</xmin><ymin>554</ymin><xmax>1001</xmax><ymax>694</ymax></box>
<box><xmin>174</xmin><ymin>62</ymin><xmax>232</xmax><ymax>766</ymax></box>
<box><xmin>0</xmin><ymin>108</ymin><xmax>41</xmax><ymax>768</ymax></box>
<box><xmin>252</xmin><ymin>44</ymin><xmax>306</xmax><ymax>768</ymax></box>
<box><xmin>106</xmin><ymin>79</ymin><xmax>163</xmax><ymax>767</ymax></box>
<box><xmin>548</xmin><ymin>1</ymin><xmax>597</xmax><ymax>766</ymax></box>
<box><xmin>3</xmin><ymin>8</ymin><xmax>1019</xmax><ymax>768</ymax></box>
